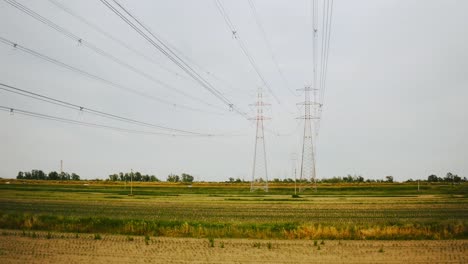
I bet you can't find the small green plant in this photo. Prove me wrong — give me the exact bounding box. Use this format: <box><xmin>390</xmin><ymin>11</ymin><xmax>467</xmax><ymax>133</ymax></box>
<box><xmin>313</xmin><ymin>240</ymin><xmax>318</xmax><ymax>246</ymax></box>
<box><xmin>320</xmin><ymin>240</ymin><xmax>325</xmax><ymax>245</ymax></box>
<box><xmin>291</xmin><ymin>194</ymin><xmax>301</xmax><ymax>198</ymax></box>
<box><xmin>378</xmin><ymin>247</ymin><xmax>384</xmax><ymax>253</ymax></box>
<box><xmin>75</xmin><ymin>233</ymin><xmax>79</xmax><ymax>239</ymax></box>
<box><xmin>94</xmin><ymin>234</ymin><xmax>102</xmax><ymax>240</ymax></box>
<box><xmin>145</xmin><ymin>235</ymin><xmax>150</xmax><ymax>245</ymax></box>
<box><xmin>317</xmin><ymin>245</ymin><xmax>321</xmax><ymax>250</ymax></box>
<box><xmin>220</xmin><ymin>241</ymin><xmax>224</xmax><ymax>248</ymax></box>
<box><xmin>208</xmin><ymin>237</ymin><xmax>215</xmax><ymax>247</ymax></box>
<box><xmin>127</xmin><ymin>236</ymin><xmax>134</xmax><ymax>241</ymax></box>
<box><xmin>32</xmin><ymin>232</ymin><xmax>37</xmax><ymax>238</ymax></box>
<box><xmin>267</xmin><ymin>242</ymin><xmax>272</xmax><ymax>249</ymax></box>
<box><xmin>46</xmin><ymin>232</ymin><xmax>52</xmax><ymax>239</ymax></box>
<box><xmin>253</xmin><ymin>242</ymin><xmax>261</xmax><ymax>248</ymax></box>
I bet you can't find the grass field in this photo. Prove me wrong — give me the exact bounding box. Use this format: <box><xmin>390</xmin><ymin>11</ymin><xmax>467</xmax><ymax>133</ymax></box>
<box><xmin>0</xmin><ymin>180</ymin><xmax>466</xmax><ymax>240</ymax></box>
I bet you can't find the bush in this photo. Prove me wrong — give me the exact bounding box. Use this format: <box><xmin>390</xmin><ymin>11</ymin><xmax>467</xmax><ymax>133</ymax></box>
<box><xmin>208</xmin><ymin>237</ymin><xmax>214</xmax><ymax>247</ymax></box>
<box><xmin>94</xmin><ymin>234</ymin><xmax>102</xmax><ymax>240</ymax></box>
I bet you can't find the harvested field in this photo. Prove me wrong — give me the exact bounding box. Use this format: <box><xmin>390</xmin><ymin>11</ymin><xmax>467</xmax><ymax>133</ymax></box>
<box><xmin>0</xmin><ymin>230</ymin><xmax>466</xmax><ymax>263</ymax></box>
<box><xmin>0</xmin><ymin>182</ymin><xmax>467</xmax><ymax>240</ymax></box>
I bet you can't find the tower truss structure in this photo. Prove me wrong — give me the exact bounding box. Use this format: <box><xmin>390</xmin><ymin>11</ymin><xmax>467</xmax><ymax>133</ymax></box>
<box><xmin>250</xmin><ymin>88</ymin><xmax>269</xmax><ymax>192</ymax></box>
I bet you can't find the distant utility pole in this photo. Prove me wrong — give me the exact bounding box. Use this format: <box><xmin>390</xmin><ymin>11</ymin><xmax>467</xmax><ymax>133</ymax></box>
<box><xmin>250</xmin><ymin>87</ymin><xmax>270</xmax><ymax>192</ymax></box>
<box><xmin>60</xmin><ymin>160</ymin><xmax>63</xmax><ymax>174</ymax></box>
<box><xmin>129</xmin><ymin>169</ymin><xmax>134</xmax><ymax>196</ymax></box>
<box><xmin>291</xmin><ymin>153</ymin><xmax>298</xmax><ymax>195</ymax></box>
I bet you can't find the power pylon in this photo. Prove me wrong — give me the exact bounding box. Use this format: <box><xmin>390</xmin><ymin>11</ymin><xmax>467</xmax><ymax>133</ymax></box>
<box><xmin>297</xmin><ymin>86</ymin><xmax>320</xmax><ymax>192</ymax></box>
<box><xmin>250</xmin><ymin>88</ymin><xmax>270</xmax><ymax>192</ymax></box>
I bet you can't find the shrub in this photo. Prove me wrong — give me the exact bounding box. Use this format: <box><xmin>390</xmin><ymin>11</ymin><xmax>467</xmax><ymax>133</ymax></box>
<box><xmin>208</xmin><ymin>237</ymin><xmax>215</xmax><ymax>247</ymax></box>
<box><xmin>94</xmin><ymin>234</ymin><xmax>102</xmax><ymax>240</ymax></box>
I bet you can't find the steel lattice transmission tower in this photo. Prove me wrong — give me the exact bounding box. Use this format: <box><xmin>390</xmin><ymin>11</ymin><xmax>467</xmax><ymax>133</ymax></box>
<box><xmin>297</xmin><ymin>86</ymin><xmax>320</xmax><ymax>192</ymax></box>
<box><xmin>250</xmin><ymin>88</ymin><xmax>269</xmax><ymax>192</ymax></box>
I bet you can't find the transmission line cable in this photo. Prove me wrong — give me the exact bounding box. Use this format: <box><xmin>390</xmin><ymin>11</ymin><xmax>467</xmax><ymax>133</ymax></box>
<box><xmin>315</xmin><ymin>0</ymin><xmax>334</xmax><ymax>135</ymax></box>
<box><xmin>49</xmin><ymin>0</ymin><xmax>251</xmax><ymax>105</ymax></box>
<box><xmin>247</xmin><ymin>0</ymin><xmax>297</xmax><ymax>97</ymax></box>
<box><xmin>99</xmin><ymin>0</ymin><xmax>249</xmax><ymax>120</ymax></box>
<box><xmin>0</xmin><ymin>82</ymin><xmax>214</xmax><ymax>135</ymax></box>
<box><xmin>0</xmin><ymin>105</ymin><xmax>220</xmax><ymax>137</ymax></box>
<box><xmin>47</xmin><ymin>0</ymin><xmax>194</xmax><ymax>84</ymax></box>
<box><xmin>0</xmin><ymin>36</ymin><xmax>223</xmax><ymax>115</ymax></box>
<box><xmin>214</xmin><ymin>0</ymin><xmax>281</xmax><ymax>104</ymax></box>
<box><xmin>3</xmin><ymin>0</ymin><xmax>225</xmax><ymax>111</ymax></box>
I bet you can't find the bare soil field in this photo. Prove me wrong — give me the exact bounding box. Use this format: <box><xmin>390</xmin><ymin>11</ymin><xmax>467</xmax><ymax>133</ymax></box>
<box><xmin>0</xmin><ymin>230</ymin><xmax>466</xmax><ymax>263</ymax></box>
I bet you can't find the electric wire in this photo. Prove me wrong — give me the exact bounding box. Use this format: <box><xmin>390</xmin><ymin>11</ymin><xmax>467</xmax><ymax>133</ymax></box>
<box><xmin>0</xmin><ymin>36</ymin><xmax>223</xmax><ymax>115</ymax></box>
<box><xmin>0</xmin><ymin>82</ymin><xmax>213</xmax><ymax>135</ymax></box>
<box><xmin>247</xmin><ymin>0</ymin><xmax>298</xmax><ymax>97</ymax></box>
<box><xmin>47</xmin><ymin>0</ymin><xmax>194</xmax><ymax>85</ymax></box>
<box><xmin>3</xmin><ymin>0</ymin><xmax>225</xmax><ymax>112</ymax></box>
<box><xmin>316</xmin><ymin>0</ymin><xmax>334</xmax><ymax>135</ymax></box>
<box><xmin>0</xmin><ymin>105</ymin><xmax>219</xmax><ymax>137</ymax></box>
<box><xmin>214</xmin><ymin>0</ymin><xmax>281</xmax><ymax>104</ymax></box>
<box><xmin>99</xmin><ymin>0</ymin><xmax>249</xmax><ymax>120</ymax></box>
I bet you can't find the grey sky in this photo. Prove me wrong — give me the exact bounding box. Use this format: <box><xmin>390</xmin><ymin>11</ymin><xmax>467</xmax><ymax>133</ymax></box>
<box><xmin>1</xmin><ymin>0</ymin><xmax>467</xmax><ymax>181</ymax></box>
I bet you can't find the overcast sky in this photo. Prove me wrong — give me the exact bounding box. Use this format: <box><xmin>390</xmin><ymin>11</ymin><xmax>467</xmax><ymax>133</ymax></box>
<box><xmin>1</xmin><ymin>0</ymin><xmax>467</xmax><ymax>181</ymax></box>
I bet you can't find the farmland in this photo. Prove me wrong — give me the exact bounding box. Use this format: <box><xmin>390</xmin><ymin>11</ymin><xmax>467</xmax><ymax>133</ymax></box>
<box><xmin>0</xmin><ymin>180</ymin><xmax>466</xmax><ymax>240</ymax></box>
<box><xmin>0</xmin><ymin>231</ymin><xmax>467</xmax><ymax>263</ymax></box>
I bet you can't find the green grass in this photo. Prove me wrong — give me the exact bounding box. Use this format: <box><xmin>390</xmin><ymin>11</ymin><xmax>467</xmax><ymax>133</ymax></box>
<box><xmin>0</xmin><ymin>181</ymin><xmax>466</xmax><ymax>239</ymax></box>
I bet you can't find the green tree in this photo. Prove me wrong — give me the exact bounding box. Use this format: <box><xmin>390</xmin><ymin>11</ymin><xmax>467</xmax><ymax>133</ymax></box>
<box><xmin>428</xmin><ymin>174</ymin><xmax>438</xmax><ymax>182</ymax></box>
<box><xmin>71</xmin><ymin>173</ymin><xmax>80</xmax><ymax>181</ymax></box>
<box><xmin>167</xmin><ymin>174</ymin><xmax>180</xmax><ymax>182</ymax></box>
<box><xmin>134</xmin><ymin>172</ymin><xmax>142</xmax><ymax>182</ymax></box>
<box><xmin>150</xmin><ymin>175</ymin><xmax>159</xmax><ymax>182</ymax></box>
<box><xmin>108</xmin><ymin>174</ymin><xmax>119</xmax><ymax>181</ymax></box>
<box><xmin>181</xmin><ymin>173</ymin><xmax>194</xmax><ymax>183</ymax></box>
<box><xmin>385</xmin><ymin>176</ymin><xmax>394</xmax><ymax>183</ymax></box>
<box><xmin>16</xmin><ymin>171</ymin><xmax>24</xmax><ymax>179</ymax></box>
<box><xmin>182</xmin><ymin>173</ymin><xmax>193</xmax><ymax>183</ymax></box>
<box><xmin>48</xmin><ymin>171</ymin><xmax>59</xmax><ymax>180</ymax></box>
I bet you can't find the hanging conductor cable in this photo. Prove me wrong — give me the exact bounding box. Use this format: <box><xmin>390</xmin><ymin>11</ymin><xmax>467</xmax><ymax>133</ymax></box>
<box><xmin>247</xmin><ymin>0</ymin><xmax>298</xmax><ymax>97</ymax></box>
<box><xmin>99</xmin><ymin>0</ymin><xmax>250</xmax><ymax>120</ymax></box>
<box><xmin>0</xmin><ymin>82</ymin><xmax>214</xmax><ymax>136</ymax></box>
<box><xmin>0</xmin><ymin>36</ymin><xmax>224</xmax><ymax>115</ymax></box>
<box><xmin>3</xmin><ymin>0</ymin><xmax>226</xmax><ymax>112</ymax></box>
<box><xmin>214</xmin><ymin>0</ymin><xmax>281</xmax><ymax>104</ymax></box>
<box><xmin>0</xmin><ymin>105</ymin><xmax>220</xmax><ymax>137</ymax></box>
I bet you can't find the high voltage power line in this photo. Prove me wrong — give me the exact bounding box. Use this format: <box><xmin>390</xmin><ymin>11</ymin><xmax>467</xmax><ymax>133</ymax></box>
<box><xmin>0</xmin><ymin>82</ymin><xmax>214</xmax><ymax>136</ymax></box>
<box><xmin>3</xmin><ymin>0</ymin><xmax>225</xmax><ymax>112</ymax></box>
<box><xmin>0</xmin><ymin>36</ymin><xmax>223</xmax><ymax>115</ymax></box>
<box><xmin>99</xmin><ymin>0</ymin><xmax>250</xmax><ymax>120</ymax></box>
<box><xmin>247</xmin><ymin>0</ymin><xmax>298</xmax><ymax>97</ymax></box>
<box><xmin>47</xmin><ymin>0</ymin><xmax>247</xmax><ymax>101</ymax></box>
<box><xmin>319</xmin><ymin>0</ymin><xmax>334</xmax><ymax>108</ymax></box>
<box><xmin>0</xmin><ymin>105</ymin><xmax>223</xmax><ymax>137</ymax></box>
<box><xmin>47</xmin><ymin>0</ymin><xmax>193</xmax><ymax>83</ymax></box>
<box><xmin>214</xmin><ymin>0</ymin><xmax>281</xmax><ymax>104</ymax></box>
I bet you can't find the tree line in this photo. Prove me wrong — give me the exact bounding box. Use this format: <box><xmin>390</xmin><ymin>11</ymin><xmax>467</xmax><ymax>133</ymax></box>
<box><xmin>107</xmin><ymin>172</ymin><xmax>194</xmax><ymax>183</ymax></box>
<box><xmin>424</xmin><ymin>172</ymin><xmax>465</xmax><ymax>183</ymax></box>
<box><xmin>16</xmin><ymin>170</ymin><xmax>80</xmax><ymax>180</ymax></box>
<box><xmin>108</xmin><ymin>172</ymin><xmax>160</xmax><ymax>182</ymax></box>
<box><xmin>227</xmin><ymin>173</ymin><xmax>466</xmax><ymax>184</ymax></box>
